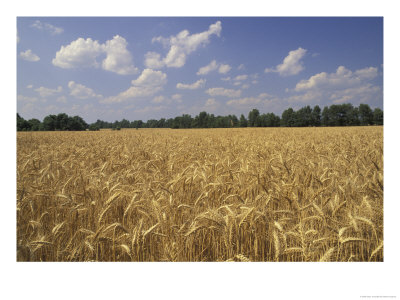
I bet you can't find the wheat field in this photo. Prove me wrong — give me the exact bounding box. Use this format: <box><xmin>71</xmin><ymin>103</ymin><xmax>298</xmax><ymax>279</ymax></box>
<box><xmin>16</xmin><ymin>127</ymin><xmax>383</xmax><ymax>262</ymax></box>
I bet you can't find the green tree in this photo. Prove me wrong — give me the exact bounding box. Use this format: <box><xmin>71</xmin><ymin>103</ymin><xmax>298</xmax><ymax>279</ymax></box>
<box><xmin>373</xmin><ymin>108</ymin><xmax>383</xmax><ymax>125</ymax></box>
<box><xmin>248</xmin><ymin>109</ymin><xmax>260</xmax><ymax>127</ymax></box>
<box><xmin>311</xmin><ymin>105</ymin><xmax>321</xmax><ymax>126</ymax></box>
<box><xmin>17</xmin><ymin>114</ymin><xmax>31</xmax><ymax>131</ymax></box>
<box><xmin>28</xmin><ymin>118</ymin><xmax>41</xmax><ymax>131</ymax></box>
<box><xmin>68</xmin><ymin>115</ymin><xmax>88</xmax><ymax>131</ymax></box>
<box><xmin>56</xmin><ymin>113</ymin><xmax>70</xmax><ymax>130</ymax></box>
<box><xmin>321</xmin><ymin>107</ymin><xmax>330</xmax><ymax>126</ymax></box>
<box><xmin>42</xmin><ymin>115</ymin><xmax>57</xmax><ymax>131</ymax></box>
<box><xmin>239</xmin><ymin>114</ymin><xmax>248</xmax><ymax>127</ymax></box>
<box><xmin>358</xmin><ymin>103</ymin><xmax>374</xmax><ymax>125</ymax></box>
<box><xmin>88</xmin><ymin>124</ymin><xmax>100</xmax><ymax>131</ymax></box>
<box><xmin>198</xmin><ymin>111</ymin><xmax>208</xmax><ymax>128</ymax></box>
<box><xmin>295</xmin><ymin>106</ymin><xmax>312</xmax><ymax>126</ymax></box>
<box><xmin>263</xmin><ymin>113</ymin><xmax>280</xmax><ymax>127</ymax></box>
<box><xmin>120</xmin><ymin>118</ymin><xmax>130</xmax><ymax>128</ymax></box>
<box><xmin>281</xmin><ymin>108</ymin><xmax>295</xmax><ymax>127</ymax></box>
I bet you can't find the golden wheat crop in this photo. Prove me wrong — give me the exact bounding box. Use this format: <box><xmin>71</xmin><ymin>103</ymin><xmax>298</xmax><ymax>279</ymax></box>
<box><xmin>16</xmin><ymin>127</ymin><xmax>383</xmax><ymax>262</ymax></box>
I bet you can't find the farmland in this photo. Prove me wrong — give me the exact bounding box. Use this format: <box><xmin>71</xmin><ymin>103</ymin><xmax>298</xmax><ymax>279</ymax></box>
<box><xmin>16</xmin><ymin>127</ymin><xmax>383</xmax><ymax>262</ymax></box>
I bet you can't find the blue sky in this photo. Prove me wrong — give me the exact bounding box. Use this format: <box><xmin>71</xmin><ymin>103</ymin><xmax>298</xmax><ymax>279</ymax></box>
<box><xmin>17</xmin><ymin>17</ymin><xmax>383</xmax><ymax>123</ymax></box>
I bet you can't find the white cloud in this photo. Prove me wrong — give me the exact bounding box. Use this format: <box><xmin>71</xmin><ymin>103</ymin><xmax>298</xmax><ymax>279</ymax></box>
<box><xmin>295</xmin><ymin>66</ymin><xmax>378</xmax><ymax>91</ymax></box>
<box><xmin>31</xmin><ymin>20</ymin><xmax>64</xmax><ymax>35</ymax></box>
<box><xmin>242</xmin><ymin>84</ymin><xmax>250</xmax><ymax>89</ymax></box>
<box><xmin>259</xmin><ymin>93</ymin><xmax>270</xmax><ymax>98</ymax></box>
<box><xmin>218</xmin><ymin>64</ymin><xmax>231</xmax><ymax>74</ymax></box>
<box><xmin>286</xmin><ymin>90</ymin><xmax>323</xmax><ymax>104</ymax></box>
<box><xmin>134</xmin><ymin>105</ymin><xmax>166</xmax><ymax>114</ymax></box>
<box><xmin>145</xmin><ymin>21</ymin><xmax>222</xmax><ymax>68</ymax></box>
<box><xmin>144</xmin><ymin>52</ymin><xmax>164</xmax><ymax>69</ymax></box>
<box><xmin>197</xmin><ymin>60</ymin><xmax>231</xmax><ymax>75</ymax></box>
<box><xmin>234</xmin><ymin>74</ymin><xmax>248</xmax><ymax>81</ymax></box>
<box><xmin>238</xmin><ymin>64</ymin><xmax>245</xmax><ymax>70</ymax></box>
<box><xmin>226</xmin><ymin>97</ymin><xmax>261</xmax><ymax>106</ymax></box>
<box><xmin>205</xmin><ymin>98</ymin><xmax>217</xmax><ymax>107</ymax></box>
<box><xmin>20</xmin><ymin>49</ymin><xmax>40</xmax><ymax>62</ymax></box>
<box><xmin>68</xmin><ymin>81</ymin><xmax>102</xmax><ymax>99</ymax></box>
<box><xmin>52</xmin><ymin>38</ymin><xmax>103</xmax><ymax>69</ymax></box>
<box><xmin>287</xmin><ymin>65</ymin><xmax>381</xmax><ymax>106</ymax></box>
<box><xmin>26</xmin><ymin>85</ymin><xmax>33</xmax><ymax>89</ymax></box>
<box><xmin>226</xmin><ymin>93</ymin><xmax>278</xmax><ymax>108</ymax></box>
<box><xmin>132</xmin><ymin>68</ymin><xmax>167</xmax><ymax>87</ymax></box>
<box><xmin>34</xmin><ymin>86</ymin><xmax>62</xmax><ymax>97</ymax></box>
<box><xmin>265</xmin><ymin>47</ymin><xmax>307</xmax><ymax>76</ymax></box>
<box><xmin>330</xmin><ymin>84</ymin><xmax>381</xmax><ymax>105</ymax></box>
<box><xmin>52</xmin><ymin>35</ymin><xmax>138</xmax><ymax>75</ymax></box>
<box><xmin>152</xmin><ymin>95</ymin><xmax>165</xmax><ymax>103</ymax></box>
<box><xmin>354</xmin><ymin>67</ymin><xmax>379</xmax><ymax>80</ymax></box>
<box><xmin>56</xmin><ymin>96</ymin><xmax>67</xmax><ymax>103</ymax></box>
<box><xmin>177</xmin><ymin>79</ymin><xmax>206</xmax><ymax>90</ymax></box>
<box><xmin>17</xmin><ymin>94</ymin><xmax>38</xmax><ymax>103</ymax></box>
<box><xmin>221</xmin><ymin>77</ymin><xmax>231</xmax><ymax>81</ymax></box>
<box><xmin>101</xmin><ymin>69</ymin><xmax>167</xmax><ymax>103</ymax></box>
<box><xmin>172</xmin><ymin>94</ymin><xmax>182</xmax><ymax>100</ymax></box>
<box><xmin>206</xmin><ymin>87</ymin><xmax>241</xmax><ymax>98</ymax></box>
<box><xmin>197</xmin><ymin>60</ymin><xmax>218</xmax><ymax>75</ymax></box>
<box><xmin>102</xmin><ymin>35</ymin><xmax>139</xmax><ymax>75</ymax></box>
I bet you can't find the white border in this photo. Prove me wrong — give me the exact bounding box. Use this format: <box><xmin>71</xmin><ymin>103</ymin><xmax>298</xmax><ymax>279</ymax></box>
<box><xmin>3</xmin><ymin>1</ymin><xmax>399</xmax><ymax>299</ymax></box>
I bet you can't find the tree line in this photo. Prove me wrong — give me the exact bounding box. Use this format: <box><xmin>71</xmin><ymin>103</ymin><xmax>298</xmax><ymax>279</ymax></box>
<box><xmin>17</xmin><ymin>103</ymin><xmax>383</xmax><ymax>131</ymax></box>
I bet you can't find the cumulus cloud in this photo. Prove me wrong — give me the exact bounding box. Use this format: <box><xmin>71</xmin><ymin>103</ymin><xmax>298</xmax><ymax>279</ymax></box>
<box><xmin>206</xmin><ymin>87</ymin><xmax>241</xmax><ymax>98</ymax></box>
<box><xmin>197</xmin><ymin>60</ymin><xmax>218</xmax><ymax>75</ymax></box>
<box><xmin>218</xmin><ymin>64</ymin><xmax>231</xmax><ymax>74</ymax></box>
<box><xmin>354</xmin><ymin>67</ymin><xmax>379</xmax><ymax>80</ymax></box>
<box><xmin>17</xmin><ymin>94</ymin><xmax>39</xmax><ymax>103</ymax></box>
<box><xmin>132</xmin><ymin>68</ymin><xmax>167</xmax><ymax>87</ymax></box>
<box><xmin>144</xmin><ymin>52</ymin><xmax>164</xmax><ymax>69</ymax></box>
<box><xmin>145</xmin><ymin>21</ymin><xmax>222</xmax><ymax>69</ymax></box>
<box><xmin>134</xmin><ymin>105</ymin><xmax>166</xmax><ymax>114</ymax></box>
<box><xmin>31</xmin><ymin>20</ymin><xmax>64</xmax><ymax>35</ymax></box>
<box><xmin>152</xmin><ymin>95</ymin><xmax>165</xmax><ymax>103</ymax></box>
<box><xmin>286</xmin><ymin>65</ymin><xmax>381</xmax><ymax>106</ymax></box>
<box><xmin>52</xmin><ymin>38</ymin><xmax>103</xmax><ymax>69</ymax></box>
<box><xmin>265</xmin><ymin>47</ymin><xmax>307</xmax><ymax>76</ymax></box>
<box><xmin>330</xmin><ymin>84</ymin><xmax>381</xmax><ymax>105</ymax></box>
<box><xmin>101</xmin><ymin>69</ymin><xmax>167</xmax><ymax>103</ymax></box>
<box><xmin>197</xmin><ymin>60</ymin><xmax>231</xmax><ymax>75</ymax></box>
<box><xmin>295</xmin><ymin>66</ymin><xmax>378</xmax><ymax>91</ymax></box>
<box><xmin>205</xmin><ymin>98</ymin><xmax>217</xmax><ymax>107</ymax></box>
<box><xmin>56</xmin><ymin>96</ymin><xmax>67</xmax><ymax>103</ymax></box>
<box><xmin>20</xmin><ymin>49</ymin><xmax>40</xmax><ymax>62</ymax></box>
<box><xmin>34</xmin><ymin>86</ymin><xmax>63</xmax><ymax>97</ymax></box>
<box><xmin>226</xmin><ymin>92</ymin><xmax>276</xmax><ymax>107</ymax></box>
<box><xmin>176</xmin><ymin>79</ymin><xmax>206</xmax><ymax>90</ymax></box>
<box><xmin>102</xmin><ymin>35</ymin><xmax>139</xmax><ymax>75</ymax></box>
<box><xmin>68</xmin><ymin>81</ymin><xmax>102</xmax><ymax>99</ymax></box>
<box><xmin>226</xmin><ymin>97</ymin><xmax>261</xmax><ymax>106</ymax></box>
<box><xmin>233</xmin><ymin>74</ymin><xmax>248</xmax><ymax>81</ymax></box>
<box><xmin>172</xmin><ymin>94</ymin><xmax>182</xmax><ymax>101</ymax></box>
<box><xmin>52</xmin><ymin>35</ymin><xmax>138</xmax><ymax>75</ymax></box>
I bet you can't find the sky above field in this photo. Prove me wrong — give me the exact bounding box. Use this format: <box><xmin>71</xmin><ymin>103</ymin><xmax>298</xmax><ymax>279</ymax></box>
<box><xmin>17</xmin><ymin>17</ymin><xmax>383</xmax><ymax>123</ymax></box>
